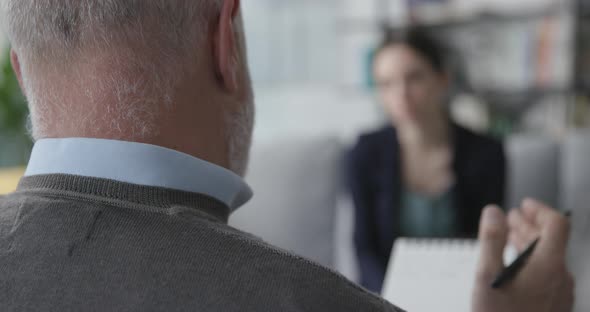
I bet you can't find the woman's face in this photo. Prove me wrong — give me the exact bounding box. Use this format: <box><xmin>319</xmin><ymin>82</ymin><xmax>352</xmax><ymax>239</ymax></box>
<box><xmin>373</xmin><ymin>44</ymin><xmax>448</xmax><ymax>128</ymax></box>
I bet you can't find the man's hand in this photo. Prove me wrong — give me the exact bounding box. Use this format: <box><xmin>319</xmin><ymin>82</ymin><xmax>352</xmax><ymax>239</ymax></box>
<box><xmin>472</xmin><ymin>199</ymin><xmax>574</xmax><ymax>312</ymax></box>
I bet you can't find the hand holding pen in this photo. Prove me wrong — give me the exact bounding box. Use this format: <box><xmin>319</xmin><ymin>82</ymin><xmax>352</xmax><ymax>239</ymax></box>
<box><xmin>471</xmin><ymin>199</ymin><xmax>574</xmax><ymax>312</ymax></box>
<box><xmin>491</xmin><ymin>210</ymin><xmax>571</xmax><ymax>288</ymax></box>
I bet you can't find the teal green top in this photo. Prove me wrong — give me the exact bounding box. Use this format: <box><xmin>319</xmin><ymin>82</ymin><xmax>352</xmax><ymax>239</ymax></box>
<box><xmin>399</xmin><ymin>187</ymin><xmax>457</xmax><ymax>238</ymax></box>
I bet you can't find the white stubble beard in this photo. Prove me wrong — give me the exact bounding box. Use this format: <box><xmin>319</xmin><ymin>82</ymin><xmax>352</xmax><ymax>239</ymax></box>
<box><xmin>226</xmin><ymin>86</ymin><xmax>255</xmax><ymax>177</ymax></box>
<box><xmin>223</xmin><ymin>19</ymin><xmax>255</xmax><ymax>178</ymax></box>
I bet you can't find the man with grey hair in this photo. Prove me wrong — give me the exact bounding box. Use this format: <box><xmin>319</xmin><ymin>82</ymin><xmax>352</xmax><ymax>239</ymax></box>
<box><xmin>0</xmin><ymin>0</ymin><xmax>574</xmax><ymax>311</ymax></box>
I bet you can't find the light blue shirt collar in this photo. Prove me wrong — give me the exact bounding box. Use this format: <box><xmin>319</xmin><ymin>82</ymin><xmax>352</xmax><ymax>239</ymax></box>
<box><xmin>25</xmin><ymin>138</ymin><xmax>253</xmax><ymax>211</ymax></box>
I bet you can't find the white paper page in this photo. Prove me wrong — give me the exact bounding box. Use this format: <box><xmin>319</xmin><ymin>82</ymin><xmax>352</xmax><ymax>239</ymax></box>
<box><xmin>382</xmin><ymin>238</ymin><xmax>519</xmax><ymax>311</ymax></box>
<box><xmin>382</xmin><ymin>239</ymin><xmax>479</xmax><ymax>312</ymax></box>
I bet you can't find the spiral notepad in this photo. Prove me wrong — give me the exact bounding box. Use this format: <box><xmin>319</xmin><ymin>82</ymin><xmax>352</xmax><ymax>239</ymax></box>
<box><xmin>381</xmin><ymin>238</ymin><xmax>480</xmax><ymax>312</ymax></box>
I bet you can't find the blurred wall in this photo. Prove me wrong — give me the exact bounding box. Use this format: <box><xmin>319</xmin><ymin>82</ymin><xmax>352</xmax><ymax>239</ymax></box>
<box><xmin>242</xmin><ymin>0</ymin><xmax>390</xmax><ymax>145</ymax></box>
<box><xmin>251</xmin><ymin>85</ymin><xmax>383</xmax><ymax>145</ymax></box>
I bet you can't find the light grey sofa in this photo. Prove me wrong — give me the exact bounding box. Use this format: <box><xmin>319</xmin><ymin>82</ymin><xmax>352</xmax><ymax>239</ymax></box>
<box><xmin>230</xmin><ymin>137</ymin><xmax>344</xmax><ymax>270</ymax></box>
<box><xmin>229</xmin><ymin>131</ymin><xmax>590</xmax><ymax>305</ymax></box>
<box><xmin>505</xmin><ymin>130</ymin><xmax>590</xmax><ymax>213</ymax></box>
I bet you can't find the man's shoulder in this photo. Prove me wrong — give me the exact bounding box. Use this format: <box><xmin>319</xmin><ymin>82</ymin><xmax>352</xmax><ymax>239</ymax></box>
<box><xmin>0</xmin><ymin>192</ymin><xmax>20</xmax><ymax>222</ymax></box>
<box><xmin>0</xmin><ymin>192</ymin><xmax>403</xmax><ymax>311</ymax></box>
<box><xmin>96</xmin><ymin>205</ymin><xmax>405</xmax><ymax>311</ymax></box>
<box><xmin>145</xmin><ymin>215</ymin><xmax>402</xmax><ymax>311</ymax></box>
<box><xmin>210</xmin><ymin>225</ymin><xmax>403</xmax><ymax>311</ymax></box>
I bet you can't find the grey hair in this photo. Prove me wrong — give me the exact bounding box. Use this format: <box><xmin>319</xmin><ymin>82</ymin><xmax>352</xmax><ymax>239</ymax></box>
<box><xmin>1</xmin><ymin>0</ymin><xmax>223</xmax><ymax>139</ymax></box>
<box><xmin>3</xmin><ymin>1</ymin><xmax>223</xmax><ymax>61</ymax></box>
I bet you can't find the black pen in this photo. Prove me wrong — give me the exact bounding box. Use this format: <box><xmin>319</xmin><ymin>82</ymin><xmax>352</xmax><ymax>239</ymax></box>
<box><xmin>491</xmin><ymin>210</ymin><xmax>572</xmax><ymax>289</ymax></box>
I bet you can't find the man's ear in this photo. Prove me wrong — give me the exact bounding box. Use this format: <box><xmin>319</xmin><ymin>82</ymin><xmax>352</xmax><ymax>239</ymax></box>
<box><xmin>213</xmin><ymin>0</ymin><xmax>241</xmax><ymax>93</ymax></box>
<box><xmin>10</xmin><ymin>50</ymin><xmax>25</xmax><ymax>93</ymax></box>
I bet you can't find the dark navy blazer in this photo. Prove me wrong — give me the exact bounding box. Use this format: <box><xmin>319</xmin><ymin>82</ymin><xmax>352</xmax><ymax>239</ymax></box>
<box><xmin>346</xmin><ymin>124</ymin><xmax>506</xmax><ymax>293</ymax></box>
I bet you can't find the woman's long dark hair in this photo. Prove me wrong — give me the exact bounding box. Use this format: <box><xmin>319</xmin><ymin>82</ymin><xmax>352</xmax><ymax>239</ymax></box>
<box><xmin>375</xmin><ymin>27</ymin><xmax>448</xmax><ymax>74</ymax></box>
<box><xmin>374</xmin><ymin>27</ymin><xmax>463</xmax><ymax>118</ymax></box>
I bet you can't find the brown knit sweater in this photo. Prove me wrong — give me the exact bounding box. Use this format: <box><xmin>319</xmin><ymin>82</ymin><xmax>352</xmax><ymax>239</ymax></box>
<box><xmin>0</xmin><ymin>174</ymin><xmax>403</xmax><ymax>312</ymax></box>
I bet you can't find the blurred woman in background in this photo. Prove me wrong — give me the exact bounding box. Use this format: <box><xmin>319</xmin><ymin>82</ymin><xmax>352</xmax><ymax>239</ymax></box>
<box><xmin>347</xmin><ymin>28</ymin><xmax>506</xmax><ymax>293</ymax></box>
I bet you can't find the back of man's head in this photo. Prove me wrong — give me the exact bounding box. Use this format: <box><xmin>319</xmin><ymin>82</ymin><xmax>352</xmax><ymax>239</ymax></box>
<box><xmin>2</xmin><ymin>0</ymin><xmax>254</xmax><ymax>176</ymax></box>
<box><xmin>1</xmin><ymin>0</ymin><xmax>223</xmax><ymax>139</ymax></box>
